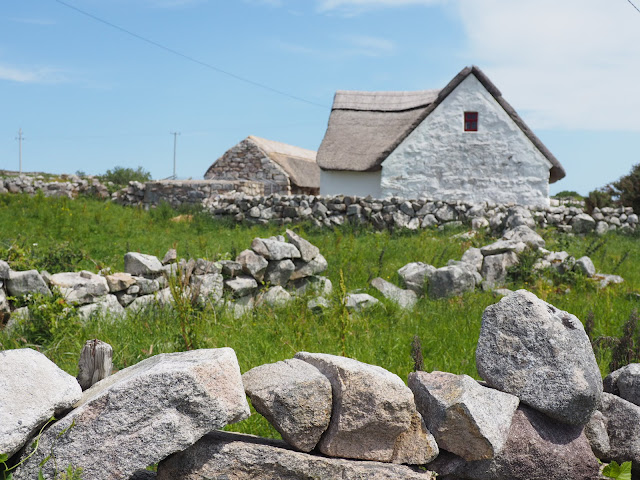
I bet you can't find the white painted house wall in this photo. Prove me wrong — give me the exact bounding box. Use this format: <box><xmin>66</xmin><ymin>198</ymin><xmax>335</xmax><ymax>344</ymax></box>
<box><xmin>320</xmin><ymin>170</ymin><xmax>382</xmax><ymax>198</ymax></box>
<box><xmin>380</xmin><ymin>74</ymin><xmax>553</xmax><ymax>207</ymax></box>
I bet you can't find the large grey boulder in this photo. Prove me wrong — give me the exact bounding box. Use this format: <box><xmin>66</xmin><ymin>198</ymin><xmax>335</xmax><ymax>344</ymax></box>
<box><xmin>480</xmin><ymin>251</ymin><xmax>519</xmax><ymax>287</ymax></box>
<box><xmin>480</xmin><ymin>239</ymin><xmax>527</xmax><ymax>256</ymax></box>
<box><xmin>397</xmin><ymin>262</ymin><xmax>436</xmax><ymax>294</ymax></box>
<box><xmin>190</xmin><ymin>273</ymin><xmax>223</xmax><ymax>306</ymax></box>
<box><xmin>502</xmin><ymin>225</ymin><xmax>545</xmax><ymax>249</ymax></box>
<box><xmin>428</xmin><ymin>406</ymin><xmax>600</xmax><ymax>480</ymax></box>
<box><xmin>294</xmin><ymin>352</ymin><xmax>438</xmax><ymax>464</ymax></box>
<box><xmin>6</xmin><ymin>270</ymin><xmax>51</xmax><ymax>297</ymax></box>
<box><xmin>157</xmin><ymin>431</ymin><xmax>436</xmax><ymax>480</ymax></box>
<box><xmin>13</xmin><ymin>348</ymin><xmax>250</xmax><ymax>480</ymax></box>
<box><xmin>0</xmin><ymin>348</ymin><xmax>82</xmax><ymax>458</ymax></box>
<box><xmin>571</xmin><ymin>213</ymin><xmax>596</xmax><ymax>234</ymax></box>
<box><xmin>371</xmin><ymin>277</ymin><xmax>418</xmax><ymax>309</ymax></box>
<box><xmin>476</xmin><ymin>290</ymin><xmax>602</xmax><ymax>425</ymax></box>
<box><xmin>285</xmin><ymin>229</ymin><xmax>320</xmax><ymax>262</ymax></box>
<box><xmin>224</xmin><ymin>275</ymin><xmax>258</xmax><ymax>298</ymax></box>
<box><xmin>251</xmin><ymin>237</ymin><xmax>301</xmax><ymax>260</ymax></box>
<box><xmin>600</xmin><ymin>392</ymin><xmax>640</xmax><ymax>475</ymax></box>
<box><xmin>242</xmin><ymin>358</ymin><xmax>332</xmax><ymax>452</ymax></box>
<box><xmin>290</xmin><ymin>254</ymin><xmax>328</xmax><ymax>281</ymax></box>
<box><xmin>49</xmin><ymin>271</ymin><xmax>109</xmax><ymax>305</ymax></box>
<box><xmin>428</xmin><ymin>265</ymin><xmax>476</xmax><ymax>299</ymax></box>
<box><xmin>604</xmin><ymin>363</ymin><xmax>640</xmax><ymax>406</ymax></box>
<box><xmin>124</xmin><ymin>252</ymin><xmax>164</xmax><ymax>277</ymax></box>
<box><xmin>460</xmin><ymin>248</ymin><xmax>483</xmax><ymax>272</ymax></box>
<box><xmin>255</xmin><ymin>286</ymin><xmax>292</xmax><ymax>307</ymax></box>
<box><xmin>264</xmin><ymin>259</ymin><xmax>296</xmax><ymax>286</ymax></box>
<box><xmin>236</xmin><ymin>249</ymin><xmax>268</xmax><ymax>282</ymax></box>
<box><xmin>409</xmin><ymin>371</ymin><xmax>519</xmax><ymax>461</ymax></box>
<box><xmin>574</xmin><ymin>256</ymin><xmax>596</xmax><ymax>277</ymax></box>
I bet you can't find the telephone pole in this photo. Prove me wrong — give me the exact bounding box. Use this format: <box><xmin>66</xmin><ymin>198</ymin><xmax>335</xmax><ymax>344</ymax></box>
<box><xmin>16</xmin><ymin>128</ymin><xmax>23</xmax><ymax>174</ymax></box>
<box><xmin>170</xmin><ymin>132</ymin><xmax>180</xmax><ymax>179</ymax></box>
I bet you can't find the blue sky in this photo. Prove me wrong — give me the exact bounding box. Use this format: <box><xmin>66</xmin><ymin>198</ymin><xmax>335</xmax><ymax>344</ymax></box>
<box><xmin>1</xmin><ymin>0</ymin><xmax>639</xmax><ymax>195</ymax></box>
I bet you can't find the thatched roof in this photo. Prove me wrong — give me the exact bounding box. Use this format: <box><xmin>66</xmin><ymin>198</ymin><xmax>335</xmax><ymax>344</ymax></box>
<box><xmin>248</xmin><ymin>136</ymin><xmax>320</xmax><ymax>189</ymax></box>
<box><xmin>317</xmin><ymin>66</ymin><xmax>565</xmax><ymax>183</ymax></box>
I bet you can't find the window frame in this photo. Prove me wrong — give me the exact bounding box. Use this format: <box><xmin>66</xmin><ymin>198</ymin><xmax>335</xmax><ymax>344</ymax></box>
<box><xmin>464</xmin><ymin>111</ymin><xmax>478</xmax><ymax>132</ymax></box>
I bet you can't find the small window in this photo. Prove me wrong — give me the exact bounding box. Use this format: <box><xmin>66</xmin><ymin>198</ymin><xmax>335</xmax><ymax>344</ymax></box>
<box><xmin>464</xmin><ymin>112</ymin><xmax>478</xmax><ymax>132</ymax></box>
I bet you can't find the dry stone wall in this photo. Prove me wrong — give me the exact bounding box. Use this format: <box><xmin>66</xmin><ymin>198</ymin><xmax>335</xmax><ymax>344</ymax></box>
<box><xmin>0</xmin><ymin>174</ymin><xmax>110</xmax><ymax>199</ymax></box>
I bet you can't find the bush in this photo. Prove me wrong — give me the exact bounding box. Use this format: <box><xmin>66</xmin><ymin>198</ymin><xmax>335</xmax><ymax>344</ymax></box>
<box><xmin>99</xmin><ymin>166</ymin><xmax>152</xmax><ymax>189</ymax></box>
<box><xmin>609</xmin><ymin>163</ymin><xmax>640</xmax><ymax>214</ymax></box>
<box><xmin>585</xmin><ymin>188</ymin><xmax>614</xmax><ymax>213</ymax></box>
<box><xmin>553</xmin><ymin>190</ymin><xmax>584</xmax><ymax>200</ymax></box>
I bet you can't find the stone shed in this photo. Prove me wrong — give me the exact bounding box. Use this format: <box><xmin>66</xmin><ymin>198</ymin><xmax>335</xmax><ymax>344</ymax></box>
<box><xmin>205</xmin><ymin>136</ymin><xmax>320</xmax><ymax>196</ymax></box>
<box><xmin>317</xmin><ymin>66</ymin><xmax>566</xmax><ymax>207</ymax></box>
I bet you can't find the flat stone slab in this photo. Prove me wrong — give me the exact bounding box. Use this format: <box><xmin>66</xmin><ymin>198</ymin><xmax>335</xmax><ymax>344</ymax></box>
<box><xmin>371</xmin><ymin>277</ymin><xmax>418</xmax><ymax>309</ymax></box>
<box><xmin>286</xmin><ymin>229</ymin><xmax>320</xmax><ymax>262</ymax></box>
<box><xmin>124</xmin><ymin>252</ymin><xmax>164</xmax><ymax>276</ymax></box>
<box><xmin>409</xmin><ymin>371</ymin><xmax>519</xmax><ymax>461</ymax></box>
<box><xmin>242</xmin><ymin>358</ymin><xmax>332</xmax><ymax>452</ymax></box>
<box><xmin>344</xmin><ymin>292</ymin><xmax>380</xmax><ymax>311</ymax></box>
<box><xmin>476</xmin><ymin>290</ymin><xmax>602</xmax><ymax>425</ymax></box>
<box><xmin>157</xmin><ymin>431</ymin><xmax>436</xmax><ymax>480</ymax></box>
<box><xmin>251</xmin><ymin>237</ymin><xmax>301</xmax><ymax>261</ymax></box>
<box><xmin>0</xmin><ymin>348</ymin><xmax>82</xmax><ymax>458</ymax></box>
<box><xmin>49</xmin><ymin>271</ymin><xmax>109</xmax><ymax>305</ymax></box>
<box><xmin>294</xmin><ymin>352</ymin><xmax>438</xmax><ymax>464</ymax></box>
<box><xmin>13</xmin><ymin>348</ymin><xmax>250</xmax><ymax>480</ymax></box>
<box><xmin>6</xmin><ymin>269</ymin><xmax>51</xmax><ymax>297</ymax></box>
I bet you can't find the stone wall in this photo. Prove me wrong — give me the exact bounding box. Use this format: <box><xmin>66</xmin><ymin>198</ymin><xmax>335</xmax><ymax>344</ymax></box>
<box><xmin>0</xmin><ymin>174</ymin><xmax>110</xmax><ymax>199</ymax></box>
<box><xmin>204</xmin><ymin>138</ymin><xmax>292</xmax><ymax>195</ymax></box>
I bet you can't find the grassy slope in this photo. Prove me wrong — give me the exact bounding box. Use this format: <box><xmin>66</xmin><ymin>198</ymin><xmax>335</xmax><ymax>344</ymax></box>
<box><xmin>0</xmin><ymin>194</ymin><xmax>638</xmax><ymax>437</ymax></box>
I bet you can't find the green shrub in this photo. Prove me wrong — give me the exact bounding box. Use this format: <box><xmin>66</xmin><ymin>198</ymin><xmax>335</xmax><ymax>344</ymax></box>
<box><xmin>98</xmin><ymin>166</ymin><xmax>151</xmax><ymax>189</ymax></box>
<box><xmin>585</xmin><ymin>188</ymin><xmax>614</xmax><ymax>213</ymax></box>
<box><xmin>552</xmin><ymin>190</ymin><xmax>584</xmax><ymax>200</ymax></box>
<box><xmin>609</xmin><ymin>163</ymin><xmax>640</xmax><ymax>214</ymax></box>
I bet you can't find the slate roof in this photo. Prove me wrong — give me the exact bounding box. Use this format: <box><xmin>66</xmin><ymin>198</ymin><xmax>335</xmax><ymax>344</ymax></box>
<box><xmin>316</xmin><ymin>66</ymin><xmax>565</xmax><ymax>183</ymax></box>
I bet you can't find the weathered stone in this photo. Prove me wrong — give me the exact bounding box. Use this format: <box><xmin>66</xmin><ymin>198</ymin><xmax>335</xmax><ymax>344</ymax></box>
<box><xmin>193</xmin><ymin>258</ymin><xmax>221</xmax><ymax>275</ymax></box>
<box><xmin>428</xmin><ymin>265</ymin><xmax>476</xmax><ymax>299</ymax></box>
<box><xmin>219</xmin><ymin>260</ymin><xmax>243</xmax><ymax>277</ymax></box>
<box><xmin>595</xmin><ymin>273</ymin><xmax>624</xmax><ymax>288</ymax></box>
<box><xmin>76</xmin><ymin>339</ymin><xmax>113</xmax><ymax>391</ymax></box>
<box><xmin>480</xmin><ymin>239</ymin><xmax>527</xmax><ymax>256</ymax></box>
<box><xmin>224</xmin><ymin>275</ymin><xmax>258</xmax><ymax>297</ymax></box>
<box><xmin>294</xmin><ymin>352</ymin><xmax>438</xmax><ymax>464</ymax></box>
<box><xmin>105</xmin><ymin>272</ymin><xmax>136</xmax><ymax>292</ymax></box>
<box><xmin>398</xmin><ymin>262</ymin><xmax>436</xmax><ymax>294</ymax></box>
<box><xmin>13</xmin><ymin>348</ymin><xmax>250</xmax><ymax>480</ymax></box>
<box><xmin>132</xmin><ymin>276</ymin><xmax>160</xmax><ymax>295</ymax></box>
<box><xmin>461</xmin><ymin>247</ymin><xmax>483</xmax><ymax>272</ymax></box>
<box><xmin>256</xmin><ymin>285</ymin><xmax>292</xmax><ymax>307</ymax></box>
<box><xmin>0</xmin><ymin>260</ymin><xmax>10</xmax><ymax>280</ymax></box>
<box><xmin>371</xmin><ymin>277</ymin><xmax>418</xmax><ymax>309</ymax></box>
<box><xmin>157</xmin><ymin>431</ymin><xmax>436</xmax><ymax>480</ymax></box>
<box><xmin>242</xmin><ymin>358</ymin><xmax>332</xmax><ymax>452</ymax></box>
<box><xmin>480</xmin><ymin>251</ymin><xmax>519</xmax><ymax>287</ymax></box>
<box><xmin>0</xmin><ymin>348</ymin><xmax>82</xmax><ymax>458</ymax></box>
<box><xmin>291</xmin><ymin>275</ymin><xmax>333</xmax><ymax>297</ymax></box>
<box><xmin>604</xmin><ymin>363</ymin><xmax>640</xmax><ymax>406</ymax></box>
<box><xmin>571</xmin><ymin>213</ymin><xmax>596</xmax><ymax>233</ymax></box>
<box><xmin>285</xmin><ymin>229</ymin><xmax>320</xmax><ymax>262</ymax></box>
<box><xmin>124</xmin><ymin>252</ymin><xmax>164</xmax><ymax>276</ymax></box>
<box><xmin>421</xmin><ymin>213</ymin><xmax>438</xmax><ymax>228</ymax></box>
<box><xmin>471</xmin><ymin>217</ymin><xmax>490</xmax><ymax>230</ymax></box>
<box><xmin>236</xmin><ymin>249</ymin><xmax>268</xmax><ymax>282</ymax></box>
<box><xmin>48</xmin><ymin>271</ymin><xmax>109</xmax><ymax>305</ymax></box>
<box><xmin>428</xmin><ymin>406</ymin><xmax>600</xmax><ymax>480</ymax></box>
<box><xmin>584</xmin><ymin>410</ymin><xmax>610</xmax><ymax>459</ymax></box>
<box><xmin>264</xmin><ymin>259</ymin><xmax>296</xmax><ymax>286</ymax></box>
<box><xmin>600</xmin><ymin>392</ymin><xmax>640</xmax><ymax>475</ymax></box>
<box><xmin>191</xmin><ymin>273</ymin><xmax>223</xmax><ymax>306</ymax></box>
<box><xmin>161</xmin><ymin>248</ymin><xmax>177</xmax><ymax>265</ymax></box>
<box><xmin>502</xmin><ymin>225</ymin><xmax>545</xmax><ymax>249</ymax></box>
<box><xmin>595</xmin><ymin>221</ymin><xmax>609</xmax><ymax>235</ymax></box>
<box><xmin>574</xmin><ymin>256</ymin><xmax>596</xmax><ymax>277</ymax></box>
<box><xmin>77</xmin><ymin>294</ymin><xmax>125</xmax><ymax>320</ymax></box>
<box><xmin>6</xmin><ymin>269</ymin><xmax>51</xmax><ymax>297</ymax></box>
<box><xmin>251</xmin><ymin>237</ymin><xmax>300</xmax><ymax>260</ymax></box>
<box><xmin>409</xmin><ymin>371</ymin><xmax>519</xmax><ymax>461</ymax></box>
<box><xmin>290</xmin><ymin>254</ymin><xmax>328</xmax><ymax>281</ymax></box>
<box><xmin>476</xmin><ymin>290</ymin><xmax>602</xmax><ymax>425</ymax></box>
<box><xmin>344</xmin><ymin>293</ymin><xmax>380</xmax><ymax>311</ymax></box>
<box><xmin>308</xmin><ymin>297</ymin><xmax>330</xmax><ymax>312</ymax></box>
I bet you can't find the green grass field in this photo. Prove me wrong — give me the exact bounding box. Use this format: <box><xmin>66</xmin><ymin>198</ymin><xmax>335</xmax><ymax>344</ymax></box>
<box><xmin>0</xmin><ymin>193</ymin><xmax>638</xmax><ymax>437</ymax></box>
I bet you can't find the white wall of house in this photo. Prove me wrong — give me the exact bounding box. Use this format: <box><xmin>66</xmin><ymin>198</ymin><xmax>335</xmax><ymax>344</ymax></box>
<box><xmin>380</xmin><ymin>74</ymin><xmax>553</xmax><ymax>207</ymax></box>
<box><xmin>320</xmin><ymin>170</ymin><xmax>382</xmax><ymax>198</ymax></box>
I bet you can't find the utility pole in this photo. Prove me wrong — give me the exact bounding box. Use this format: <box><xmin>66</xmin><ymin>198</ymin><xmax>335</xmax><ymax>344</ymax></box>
<box><xmin>170</xmin><ymin>131</ymin><xmax>180</xmax><ymax>179</ymax></box>
<box><xmin>16</xmin><ymin>128</ymin><xmax>23</xmax><ymax>174</ymax></box>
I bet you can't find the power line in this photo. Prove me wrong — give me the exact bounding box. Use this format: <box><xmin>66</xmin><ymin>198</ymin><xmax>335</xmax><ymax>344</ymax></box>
<box><xmin>627</xmin><ymin>0</ymin><xmax>640</xmax><ymax>13</ymax></box>
<box><xmin>53</xmin><ymin>0</ymin><xmax>328</xmax><ymax>109</ymax></box>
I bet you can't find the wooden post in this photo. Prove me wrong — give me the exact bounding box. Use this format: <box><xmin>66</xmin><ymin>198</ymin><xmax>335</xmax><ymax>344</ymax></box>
<box><xmin>77</xmin><ymin>339</ymin><xmax>113</xmax><ymax>391</ymax></box>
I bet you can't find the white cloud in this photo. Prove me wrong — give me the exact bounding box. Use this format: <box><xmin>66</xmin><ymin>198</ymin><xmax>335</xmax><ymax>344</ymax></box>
<box><xmin>0</xmin><ymin>64</ymin><xmax>69</xmax><ymax>84</ymax></box>
<box><xmin>455</xmin><ymin>0</ymin><xmax>640</xmax><ymax>131</ymax></box>
<box><xmin>275</xmin><ymin>34</ymin><xmax>395</xmax><ymax>58</ymax></box>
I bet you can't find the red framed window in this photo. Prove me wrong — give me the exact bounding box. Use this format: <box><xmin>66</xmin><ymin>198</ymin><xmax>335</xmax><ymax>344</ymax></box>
<box><xmin>464</xmin><ymin>111</ymin><xmax>478</xmax><ymax>132</ymax></box>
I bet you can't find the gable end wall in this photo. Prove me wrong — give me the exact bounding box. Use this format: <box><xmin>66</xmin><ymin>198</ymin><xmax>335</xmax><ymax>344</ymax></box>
<box><xmin>380</xmin><ymin>74</ymin><xmax>553</xmax><ymax>206</ymax></box>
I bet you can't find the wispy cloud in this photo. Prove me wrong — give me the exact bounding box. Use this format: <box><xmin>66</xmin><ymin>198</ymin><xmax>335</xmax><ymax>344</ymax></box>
<box><xmin>0</xmin><ymin>64</ymin><xmax>70</xmax><ymax>84</ymax></box>
<box><xmin>455</xmin><ymin>0</ymin><xmax>640</xmax><ymax>131</ymax></box>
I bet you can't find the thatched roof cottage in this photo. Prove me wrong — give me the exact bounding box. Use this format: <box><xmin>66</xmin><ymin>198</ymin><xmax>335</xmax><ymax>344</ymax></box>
<box><xmin>317</xmin><ymin>66</ymin><xmax>565</xmax><ymax>206</ymax></box>
<box><xmin>205</xmin><ymin>136</ymin><xmax>320</xmax><ymax>195</ymax></box>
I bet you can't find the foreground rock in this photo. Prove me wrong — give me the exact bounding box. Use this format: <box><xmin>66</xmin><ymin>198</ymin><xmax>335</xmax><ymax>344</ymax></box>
<box><xmin>429</xmin><ymin>406</ymin><xmax>600</xmax><ymax>480</ymax></box>
<box><xmin>0</xmin><ymin>348</ymin><xmax>82</xmax><ymax>458</ymax></box>
<box><xmin>294</xmin><ymin>352</ymin><xmax>438</xmax><ymax>464</ymax></box>
<box><xmin>409</xmin><ymin>371</ymin><xmax>519</xmax><ymax>461</ymax></box>
<box><xmin>124</xmin><ymin>252</ymin><xmax>164</xmax><ymax>277</ymax></box>
<box><xmin>600</xmin><ymin>392</ymin><xmax>640</xmax><ymax>474</ymax></box>
<box><xmin>476</xmin><ymin>290</ymin><xmax>602</xmax><ymax>425</ymax></box>
<box><xmin>6</xmin><ymin>270</ymin><xmax>51</xmax><ymax>297</ymax></box>
<box><xmin>13</xmin><ymin>348</ymin><xmax>250</xmax><ymax>480</ymax></box>
<box><xmin>428</xmin><ymin>265</ymin><xmax>475</xmax><ymax>299</ymax></box>
<box><xmin>604</xmin><ymin>363</ymin><xmax>640</xmax><ymax>406</ymax></box>
<box><xmin>242</xmin><ymin>359</ymin><xmax>332</xmax><ymax>452</ymax></box>
<box><xmin>157</xmin><ymin>431</ymin><xmax>436</xmax><ymax>480</ymax></box>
